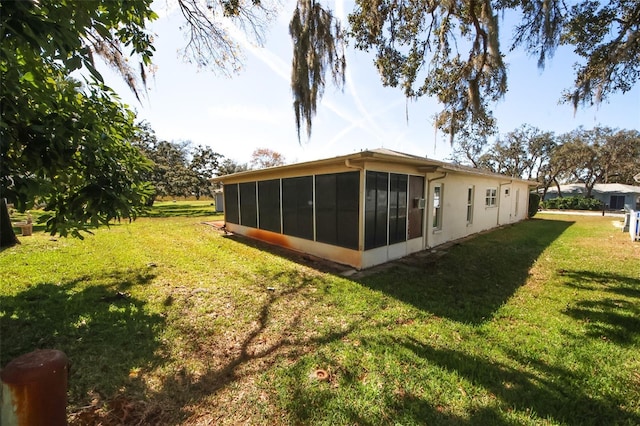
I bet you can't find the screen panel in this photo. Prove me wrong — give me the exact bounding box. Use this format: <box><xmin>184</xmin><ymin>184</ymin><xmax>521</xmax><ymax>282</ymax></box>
<box><xmin>282</xmin><ymin>176</ymin><xmax>314</xmax><ymax>240</ymax></box>
<box><xmin>258</xmin><ymin>179</ymin><xmax>281</xmax><ymax>232</ymax></box>
<box><xmin>316</xmin><ymin>172</ymin><xmax>359</xmax><ymax>249</ymax></box>
<box><xmin>389</xmin><ymin>173</ymin><xmax>408</xmax><ymax>244</ymax></box>
<box><xmin>224</xmin><ymin>183</ymin><xmax>239</xmax><ymax>224</ymax></box>
<box><xmin>365</xmin><ymin>171</ymin><xmax>389</xmax><ymax>250</ymax></box>
<box><xmin>408</xmin><ymin>175</ymin><xmax>425</xmax><ymax>239</ymax></box>
<box><xmin>239</xmin><ymin>182</ymin><xmax>257</xmax><ymax>228</ymax></box>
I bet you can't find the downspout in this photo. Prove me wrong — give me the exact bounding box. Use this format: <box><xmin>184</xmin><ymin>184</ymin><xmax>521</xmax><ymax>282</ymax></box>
<box><xmin>497</xmin><ymin>180</ymin><xmax>513</xmax><ymax>226</ymax></box>
<box><xmin>425</xmin><ymin>172</ymin><xmax>448</xmax><ymax>249</ymax></box>
<box><xmin>345</xmin><ymin>159</ymin><xmax>364</xmax><ymax>170</ymax></box>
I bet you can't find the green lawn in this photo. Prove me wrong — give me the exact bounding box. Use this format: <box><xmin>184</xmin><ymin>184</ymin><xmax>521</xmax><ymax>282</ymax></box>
<box><xmin>1</xmin><ymin>204</ymin><xmax>638</xmax><ymax>425</ymax></box>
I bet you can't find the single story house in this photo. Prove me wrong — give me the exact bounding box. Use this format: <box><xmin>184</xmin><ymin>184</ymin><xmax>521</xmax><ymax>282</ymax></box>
<box><xmin>212</xmin><ymin>149</ymin><xmax>534</xmax><ymax>270</ymax></box>
<box><xmin>544</xmin><ymin>183</ymin><xmax>640</xmax><ymax>211</ymax></box>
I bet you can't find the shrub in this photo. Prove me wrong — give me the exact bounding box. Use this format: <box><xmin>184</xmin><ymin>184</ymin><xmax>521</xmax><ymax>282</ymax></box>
<box><xmin>528</xmin><ymin>192</ymin><xmax>540</xmax><ymax>218</ymax></box>
<box><xmin>542</xmin><ymin>196</ymin><xmax>603</xmax><ymax>211</ymax></box>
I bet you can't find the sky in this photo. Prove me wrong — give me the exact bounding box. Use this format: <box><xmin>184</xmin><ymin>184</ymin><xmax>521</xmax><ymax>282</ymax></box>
<box><xmin>102</xmin><ymin>0</ymin><xmax>640</xmax><ymax>165</ymax></box>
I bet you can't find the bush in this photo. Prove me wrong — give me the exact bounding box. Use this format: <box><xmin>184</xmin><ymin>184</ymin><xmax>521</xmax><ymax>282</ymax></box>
<box><xmin>542</xmin><ymin>196</ymin><xmax>603</xmax><ymax>211</ymax></box>
<box><xmin>528</xmin><ymin>192</ymin><xmax>540</xmax><ymax>218</ymax></box>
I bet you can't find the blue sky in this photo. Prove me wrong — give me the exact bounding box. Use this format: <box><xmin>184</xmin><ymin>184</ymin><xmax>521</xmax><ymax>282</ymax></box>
<box><xmin>104</xmin><ymin>0</ymin><xmax>640</xmax><ymax>165</ymax></box>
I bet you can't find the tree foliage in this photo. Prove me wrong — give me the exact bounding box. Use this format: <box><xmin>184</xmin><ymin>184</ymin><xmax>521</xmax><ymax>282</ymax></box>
<box><xmin>1</xmin><ymin>0</ymin><xmax>157</xmax><ymax>241</ymax></box>
<box><xmin>250</xmin><ymin>148</ymin><xmax>286</xmax><ymax>169</ymax></box>
<box><xmin>173</xmin><ymin>0</ymin><xmax>278</xmax><ymax>76</ymax></box>
<box><xmin>217</xmin><ymin>158</ymin><xmax>251</xmax><ymax>176</ymax></box>
<box><xmin>133</xmin><ymin>124</ymin><xmax>223</xmax><ymax>200</ymax></box>
<box><xmin>290</xmin><ymin>0</ymin><xmax>640</xmax><ymax>140</ymax></box>
<box><xmin>349</xmin><ymin>0</ymin><xmax>505</xmax><ymax>140</ymax></box>
<box><xmin>453</xmin><ymin>125</ymin><xmax>640</xmax><ymax>199</ymax></box>
<box><xmin>289</xmin><ymin>0</ymin><xmax>346</xmax><ymax>141</ymax></box>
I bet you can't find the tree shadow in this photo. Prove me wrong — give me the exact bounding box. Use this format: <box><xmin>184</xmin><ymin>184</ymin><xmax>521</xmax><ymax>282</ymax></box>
<box><xmin>561</xmin><ymin>269</ymin><xmax>640</xmax><ymax>344</ymax></box>
<box><xmin>399</xmin><ymin>337</ymin><xmax>640</xmax><ymax>425</ymax></box>
<box><xmin>120</xmin><ymin>267</ymin><xmax>370</xmax><ymax>424</ymax></box>
<box><xmin>0</xmin><ymin>268</ymin><xmax>165</xmax><ymax>414</ymax></box>
<box><xmin>357</xmin><ymin>219</ymin><xmax>574</xmax><ymax>324</ymax></box>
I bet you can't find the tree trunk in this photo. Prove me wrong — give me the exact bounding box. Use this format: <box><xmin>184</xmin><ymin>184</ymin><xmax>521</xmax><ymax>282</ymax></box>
<box><xmin>553</xmin><ymin>178</ymin><xmax>563</xmax><ymax>198</ymax></box>
<box><xmin>0</xmin><ymin>198</ymin><xmax>20</xmax><ymax>247</ymax></box>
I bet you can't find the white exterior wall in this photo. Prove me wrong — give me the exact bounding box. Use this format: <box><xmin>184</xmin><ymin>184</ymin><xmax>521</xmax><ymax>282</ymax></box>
<box><xmin>361</xmin><ymin>237</ymin><xmax>424</xmax><ymax>269</ymax></box>
<box><xmin>426</xmin><ymin>174</ymin><xmax>530</xmax><ymax>249</ymax></box>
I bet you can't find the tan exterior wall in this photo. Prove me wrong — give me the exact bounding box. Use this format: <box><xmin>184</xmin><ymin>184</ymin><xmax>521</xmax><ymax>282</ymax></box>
<box><xmin>225</xmin><ymin>223</ymin><xmax>364</xmax><ymax>269</ymax></box>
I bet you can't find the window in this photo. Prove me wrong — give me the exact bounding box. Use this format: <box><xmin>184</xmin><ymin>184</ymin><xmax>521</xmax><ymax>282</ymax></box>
<box><xmin>609</xmin><ymin>195</ymin><xmax>625</xmax><ymax>210</ymax></box>
<box><xmin>389</xmin><ymin>173</ymin><xmax>408</xmax><ymax>244</ymax></box>
<box><xmin>365</xmin><ymin>171</ymin><xmax>389</xmax><ymax>249</ymax></box>
<box><xmin>224</xmin><ymin>183</ymin><xmax>239</xmax><ymax>224</ymax></box>
<box><xmin>485</xmin><ymin>188</ymin><xmax>497</xmax><ymax>207</ymax></box>
<box><xmin>466</xmin><ymin>186</ymin><xmax>474</xmax><ymax>225</ymax></box>
<box><xmin>315</xmin><ymin>172</ymin><xmax>359</xmax><ymax>249</ymax></box>
<box><xmin>282</xmin><ymin>176</ymin><xmax>314</xmax><ymax>240</ymax></box>
<box><xmin>433</xmin><ymin>184</ymin><xmax>443</xmax><ymax>230</ymax></box>
<box><xmin>258</xmin><ymin>179</ymin><xmax>281</xmax><ymax>233</ymax></box>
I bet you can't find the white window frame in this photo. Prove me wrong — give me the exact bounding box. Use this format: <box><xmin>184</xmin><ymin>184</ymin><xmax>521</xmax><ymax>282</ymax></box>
<box><xmin>485</xmin><ymin>188</ymin><xmax>497</xmax><ymax>208</ymax></box>
<box><xmin>433</xmin><ymin>183</ymin><xmax>443</xmax><ymax>231</ymax></box>
<box><xmin>466</xmin><ymin>186</ymin><xmax>474</xmax><ymax>225</ymax></box>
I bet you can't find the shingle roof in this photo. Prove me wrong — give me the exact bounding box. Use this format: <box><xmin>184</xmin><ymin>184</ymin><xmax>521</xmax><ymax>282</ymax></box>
<box><xmin>547</xmin><ymin>183</ymin><xmax>640</xmax><ymax>195</ymax></box>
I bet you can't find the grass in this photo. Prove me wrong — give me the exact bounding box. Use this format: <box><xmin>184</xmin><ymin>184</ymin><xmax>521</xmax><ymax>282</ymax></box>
<box><xmin>1</xmin><ymin>205</ymin><xmax>639</xmax><ymax>425</ymax></box>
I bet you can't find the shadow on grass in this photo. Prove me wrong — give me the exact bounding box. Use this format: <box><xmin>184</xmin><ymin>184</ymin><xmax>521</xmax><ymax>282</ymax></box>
<box><xmin>137</xmin><ymin>267</ymin><xmax>373</xmax><ymax>424</ymax></box>
<box><xmin>0</xmin><ymin>268</ymin><xmax>165</xmax><ymax>418</ymax></box>
<box><xmin>357</xmin><ymin>218</ymin><xmax>574</xmax><ymax>324</ymax></box>
<box><xmin>400</xmin><ymin>337</ymin><xmax>640</xmax><ymax>426</ymax></box>
<box><xmin>562</xmin><ymin>270</ymin><xmax>640</xmax><ymax>345</ymax></box>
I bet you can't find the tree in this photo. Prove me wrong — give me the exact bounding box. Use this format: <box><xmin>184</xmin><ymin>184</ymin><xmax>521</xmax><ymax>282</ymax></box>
<box><xmin>552</xmin><ymin>127</ymin><xmax>640</xmax><ymax>198</ymax></box>
<box><xmin>488</xmin><ymin>125</ymin><xmax>556</xmax><ymax>180</ymax></box>
<box><xmin>250</xmin><ymin>148</ymin><xmax>286</xmax><ymax>169</ymax></box>
<box><xmin>452</xmin><ymin>124</ymin><xmax>556</xmax><ymax>183</ymax></box>
<box><xmin>132</xmin><ymin>126</ymin><xmax>223</xmax><ymax>200</ymax></box>
<box><xmin>293</xmin><ymin>0</ymin><xmax>640</xmax><ymax>140</ymax></box>
<box><xmin>217</xmin><ymin>158</ymin><xmax>251</xmax><ymax>176</ymax></box>
<box><xmin>450</xmin><ymin>120</ymin><xmax>497</xmax><ymax>168</ymax></box>
<box><xmin>1</xmin><ymin>0</ymin><xmax>157</xmax><ymax>244</ymax></box>
<box><xmin>289</xmin><ymin>0</ymin><xmax>346</xmax><ymax>141</ymax></box>
<box><xmin>173</xmin><ymin>0</ymin><xmax>278</xmax><ymax>76</ymax></box>
<box><xmin>190</xmin><ymin>145</ymin><xmax>223</xmax><ymax>199</ymax></box>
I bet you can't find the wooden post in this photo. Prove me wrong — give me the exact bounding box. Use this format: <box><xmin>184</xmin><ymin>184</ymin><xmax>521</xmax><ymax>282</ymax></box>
<box><xmin>1</xmin><ymin>349</ymin><xmax>69</xmax><ymax>426</ymax></box>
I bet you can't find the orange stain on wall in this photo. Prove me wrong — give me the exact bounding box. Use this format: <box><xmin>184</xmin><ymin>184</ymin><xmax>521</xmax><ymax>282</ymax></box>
<box><xmin>246</xmin><ymin>228</ymin><xmax>293</xmax><ymax>249</ymax></box>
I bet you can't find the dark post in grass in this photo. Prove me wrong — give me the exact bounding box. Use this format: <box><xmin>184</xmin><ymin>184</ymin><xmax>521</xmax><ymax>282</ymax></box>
<box><xmin>1</xmin><ymin>349</ymin><xmax>69</xmax><ymax>425</ymax></box>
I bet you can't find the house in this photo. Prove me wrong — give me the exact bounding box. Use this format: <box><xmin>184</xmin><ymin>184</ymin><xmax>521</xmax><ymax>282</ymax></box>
<box><xmin>544</xmin><ymin>183</ymin><xmax>640</xmax><ymax>211</ymax></box>
<box><xmin>212</xmin><ymin>149</ymin><xmax>534</xmax><ymax>270</ymax></box>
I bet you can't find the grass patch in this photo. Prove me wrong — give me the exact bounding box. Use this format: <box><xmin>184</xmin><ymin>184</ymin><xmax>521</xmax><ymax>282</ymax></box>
<box><xmin>143</xmin><ymin>200</ymin><xmax>219</xmax><ymax>218</ymax></box>
<box><xmin>1</xmin><ymin>210</ymin><xmax>638</xmax><ymax>424</ymax></box>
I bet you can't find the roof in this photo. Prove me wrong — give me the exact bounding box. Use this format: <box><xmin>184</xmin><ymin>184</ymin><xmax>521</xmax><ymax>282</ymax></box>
<box><xmin>212</xmin><ymin>148</ymin><xmax>536</xmax><ymax>185</ymax></box>
<box><xmin>547</xmin><ymin>183</ymin><xmax>640</xmax><ymax>195</ymax></box>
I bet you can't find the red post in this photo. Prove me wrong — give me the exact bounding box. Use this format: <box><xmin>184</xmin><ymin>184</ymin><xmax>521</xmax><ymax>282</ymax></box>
<box><xmin>1</xmin><ymin>349</ymin><xmax>69</xmax><ymax>426</ymax></box>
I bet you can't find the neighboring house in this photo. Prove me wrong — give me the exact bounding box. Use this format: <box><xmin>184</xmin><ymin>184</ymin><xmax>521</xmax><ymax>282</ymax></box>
<box><xmin>212</xmin><ymin>149</ymin><xmax>534</xmax><ymax>270</ymax></box>
<box><xmin>544</xmin><ymin>183</ymin><xmax>640</xmax><ymax>211</ymax></box>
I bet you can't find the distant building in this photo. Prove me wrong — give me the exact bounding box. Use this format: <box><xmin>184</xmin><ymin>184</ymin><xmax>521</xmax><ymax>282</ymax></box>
<box><xmin>213</xmin><ymin>149</ymin><xmax>534</xmax><ymax>270</ymax></box>
<box><xmin>544</xmin><ymin>183</ymin><xmax>640</xmax><ymax>211</ymax></box>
